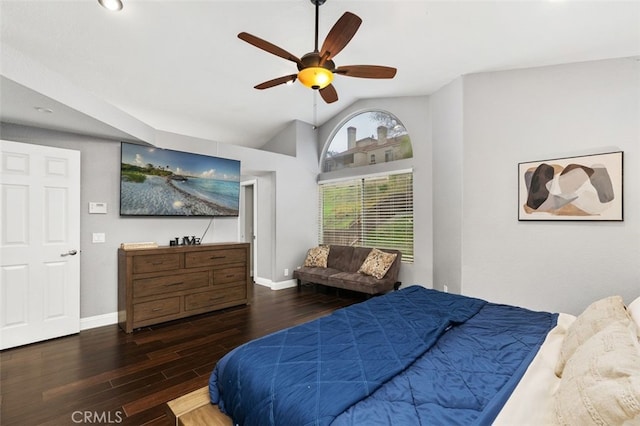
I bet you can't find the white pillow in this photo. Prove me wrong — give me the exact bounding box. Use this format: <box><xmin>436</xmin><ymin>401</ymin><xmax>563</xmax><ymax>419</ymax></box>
<box><xmin>555</xmin><ymin>295</ymin><xmax>632</xmax><ymax>377</ymax></box>
<box><xmin>554</xmin><ymin>321</ymin><xmax>640</xmax><ymax>425</ymax></box>
<box><xmin>628</xmin><ymin>296</ymin><xmax>640</xmax><ymax>338</ymax></box>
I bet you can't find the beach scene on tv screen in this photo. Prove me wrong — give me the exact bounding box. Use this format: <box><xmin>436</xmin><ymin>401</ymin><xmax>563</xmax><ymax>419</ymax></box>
<box><xmin>120</xmin><ymin>143</ymin><xmax>240</xmax><ymax>216</ymax></box>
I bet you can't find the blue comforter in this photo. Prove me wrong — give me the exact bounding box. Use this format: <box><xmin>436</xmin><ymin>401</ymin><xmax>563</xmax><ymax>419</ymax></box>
<box><xmin>333</xmin><ymin>302</ymin><xmax>558</xmax><ymax>425</ymax></box>
<box><xmin>209</xmin><ymin>286</ymin><xmax>557</xmax><ymax>425</ymax></box>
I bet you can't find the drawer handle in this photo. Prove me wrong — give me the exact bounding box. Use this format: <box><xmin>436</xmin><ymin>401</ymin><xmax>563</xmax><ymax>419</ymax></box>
<box><xmin>165</xmin><ymin>282</ymin><xmax>183</xmax><ymax>287</ymax></box>
<box><xmin>226</xmin><ymin>274</ymin><xmax>235</xmax><ymax>278</ymax></box>
<box><xmin>210</xmin><ymin>256</ymin><xmax>226</xmax><ymax>260</ymax></box>
<box><xmin>209</xmin><ymin>296</ymin><xmax>224</xmax><ymax>301</ymax></box>
<box><xmin>152</xmin><ymin>307</ymin><xmax>163</xmax><ymax>312</ymax></box>
<box><xmin>152</xmin><ymin>261</ymin><xmax>164</xmax><ymax>265</ymax></box>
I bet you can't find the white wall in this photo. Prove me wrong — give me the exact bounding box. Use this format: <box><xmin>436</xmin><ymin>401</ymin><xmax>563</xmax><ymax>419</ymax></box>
<box><xmin>432</xmin><ymin>77</ymin><xmax>464</xmax><ymax>294</ymax></box>
<box><xmin>454</xmin><ymin>58</ymin><xmax>639</xmax><ymax>315</ymax></box>
<box><xmin>260</xmin><ymin>122</ymin><xmax>297</xmax><ymax>157</ymax></box>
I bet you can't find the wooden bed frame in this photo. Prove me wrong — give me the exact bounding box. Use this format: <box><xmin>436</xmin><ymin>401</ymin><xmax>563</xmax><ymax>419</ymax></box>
<box><xmin>165</xmin><ymin>386</ymin><xmax>231</xmax><ymax>426</ymax></box>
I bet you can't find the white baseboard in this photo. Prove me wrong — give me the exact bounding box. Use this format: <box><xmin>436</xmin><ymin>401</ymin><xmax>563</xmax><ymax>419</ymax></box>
<box><xmin>254</xmin><ymin>277</ymin><xmax>273</xmax><ymax>288</ymax></box>
<box><xmin>254</xmin><ymin>277</ymin><xmax>298</xmax><ymax>290</ymax></box>
<box><xmin>80</xmin><ymin>312</ymin><xmax>118</xmax><ymax>330</ymax></box>
<box><xmin>270</xmin><ymin>279</ymin><xmax>297</xmax><ymax>290</ymax></box>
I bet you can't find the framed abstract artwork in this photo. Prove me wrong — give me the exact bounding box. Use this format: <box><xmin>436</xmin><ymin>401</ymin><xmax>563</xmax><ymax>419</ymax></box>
<box><xmin>518</xmin><ymin>151</ymin><xmax>623</xmax><ymax>221</ymax></box>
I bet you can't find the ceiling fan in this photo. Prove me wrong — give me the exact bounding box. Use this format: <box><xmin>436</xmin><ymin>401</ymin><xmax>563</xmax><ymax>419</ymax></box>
<box><xmin>238</xmin><ymin>0</ymin><xmax>397</xmax><ymax>104</ymax></box>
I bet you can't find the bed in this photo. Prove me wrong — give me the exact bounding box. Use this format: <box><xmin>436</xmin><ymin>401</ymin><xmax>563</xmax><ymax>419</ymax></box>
<box><xmin>209</xmin><ymin>286</ymin><xmax>640</xmax><ymax>425</ymax></box>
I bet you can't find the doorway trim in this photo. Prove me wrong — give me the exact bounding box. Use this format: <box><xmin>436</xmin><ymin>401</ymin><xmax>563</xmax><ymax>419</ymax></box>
<box><xmin>239</xmin><ymin>179</ymin><xmax>258</xmax><ymax>279</ymax></box>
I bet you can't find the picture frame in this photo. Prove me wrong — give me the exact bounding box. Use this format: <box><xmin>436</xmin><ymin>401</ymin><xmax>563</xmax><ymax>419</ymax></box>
<box><xmin>120</xmin><ymin>142</ymin><xmax>241</xmax><ymax>217</ymax></box>
<box><xmin>518</xmin><ymin>151</ymin><xmax>623</xmax><ymax>221</ymax></box>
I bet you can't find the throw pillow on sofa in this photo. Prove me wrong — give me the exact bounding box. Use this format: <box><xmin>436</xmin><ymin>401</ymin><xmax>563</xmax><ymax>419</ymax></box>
<box><xmin>358</xmin><ymin>248</ymin><xmax>397</xmax><ymax>279</ymax></box>
<box><xmin>304</xmin><ymin>246</ymin><xmax>330</xmax><ymax>268</ymax></box>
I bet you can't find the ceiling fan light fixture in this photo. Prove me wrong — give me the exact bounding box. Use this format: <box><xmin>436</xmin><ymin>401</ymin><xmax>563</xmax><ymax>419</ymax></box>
<box><xmin>98</xmin><ymin>0</ymin><xmax>123</xmax><ymax>12</ymax></box>
<box><xmin>238</xmin><ymin>3</ymin><xmax>393</xmax><ymax>103</ymax></box>
<box><xmin>297</xmin><ymin>67</ymin><xmax>333</xmax><ymax>90</ymax></box>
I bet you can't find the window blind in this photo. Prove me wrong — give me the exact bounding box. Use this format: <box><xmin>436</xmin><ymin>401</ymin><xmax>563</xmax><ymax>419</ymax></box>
<box><xmin>319</xmin><ymin>172</ymin><xmax>413</xmax><ymax>263</ymax></box>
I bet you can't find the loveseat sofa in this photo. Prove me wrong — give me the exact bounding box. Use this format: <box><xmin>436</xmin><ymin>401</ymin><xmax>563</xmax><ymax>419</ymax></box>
<box><xmin>293</xmin><ymin>245</ymin><xmax>402</xmax><ymax>296</ymax></box>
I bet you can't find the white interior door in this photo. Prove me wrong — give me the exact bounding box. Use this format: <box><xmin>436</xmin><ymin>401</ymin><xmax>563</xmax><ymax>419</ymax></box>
<box><xmin>0</xmin><ymin>140</ymin><xmax>80</xmax><ymax>350</ymax></box>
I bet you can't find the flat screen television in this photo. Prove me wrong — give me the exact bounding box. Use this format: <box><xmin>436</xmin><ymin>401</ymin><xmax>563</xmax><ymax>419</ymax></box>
<box><xmin>120</xmin><ymin>142</ymin><xmax>240</xmax><ymax>217</ymax></box>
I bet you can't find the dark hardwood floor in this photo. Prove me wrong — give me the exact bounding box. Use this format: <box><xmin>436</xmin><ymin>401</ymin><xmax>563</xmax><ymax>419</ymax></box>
<box><xmin>0</xmin><ymin>284</ymin><xmax>366</xmax><ymax>426</ymax></box>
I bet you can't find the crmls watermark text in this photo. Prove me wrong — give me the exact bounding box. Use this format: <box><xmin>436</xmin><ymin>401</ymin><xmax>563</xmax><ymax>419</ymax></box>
<box><xmin>71</xmin><ymin>410</ymin><xmax>124</xmax><ymax>424</ymax></box>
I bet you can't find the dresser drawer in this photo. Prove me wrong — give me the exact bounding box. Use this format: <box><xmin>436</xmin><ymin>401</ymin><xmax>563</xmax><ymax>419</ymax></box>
<box><xmin>214</xmin><ymin>266</ymin><xmax>247</xmax><ymax>285</ymax></box>
<box><xmin>133</xmin><ymin>253</ymin><xmax>181</xmax><ymax>274</ymax></box>
<box><xmin>133</xmin><ymin>271</ymin><xmax>209</xmax><ymax>298</ymax></box>
<box><xmin>185</xmin><ymin>249</ymin><xmax>246</xmax><ymax>268</ymax></box>
<box><xmin>184</xmin><ymin>286</ymin><xmax>246</xmax><ymax>311</ymax></box>
<box><xmin>133</xmin><ymin>297</ymin><xmax>180</xmax><ymax>322</ymax></box>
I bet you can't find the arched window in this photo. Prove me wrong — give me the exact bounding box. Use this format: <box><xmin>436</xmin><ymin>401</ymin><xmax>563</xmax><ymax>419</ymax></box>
<box><xmin>322</xmin><ymin>111</ymin><xmax>412</xmax><ymax>172</ymax></box>
<box><xmin>318</xmin><ymin>111</ymin><xmax>414</xmax><ymax>263</ymax></box>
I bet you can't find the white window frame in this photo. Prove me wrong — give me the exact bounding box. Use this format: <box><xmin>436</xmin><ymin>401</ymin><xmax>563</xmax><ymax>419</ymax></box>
<box><xmin>318</xmin><ymin>169</ymin><xmax>414</xmax><ymax>263</ymax></box>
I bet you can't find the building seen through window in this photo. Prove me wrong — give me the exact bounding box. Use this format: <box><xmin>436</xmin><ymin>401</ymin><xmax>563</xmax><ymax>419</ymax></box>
<box><xmin>322</xmin><ymin>111</ymin><xmax>412</xmax><ymax>172</ymax></box>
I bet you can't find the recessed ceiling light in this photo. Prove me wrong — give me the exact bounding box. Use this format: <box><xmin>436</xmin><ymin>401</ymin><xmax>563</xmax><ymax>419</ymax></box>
<box><xmin>98</xmin><ymin>0</ymin><xmax>123</xmax><ymax>12</ymax></box>
<box><xmin>34</xmin><ymin>106</ymin><xmax>53</xmax><ymax>114</ymax></box>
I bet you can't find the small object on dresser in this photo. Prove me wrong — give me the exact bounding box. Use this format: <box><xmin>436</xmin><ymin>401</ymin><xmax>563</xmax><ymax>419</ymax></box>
<box><xmin>170</xmin><ymin>236</ymin><xmax>201</xmax><ymax>246</ymax></box>
<box><xmin>120</xmin><ymin>241</ymin><xmax>158</xmax><ymax>250</ymax></box>
<box><xmin>182</xmin><ymin>236</ymin><xmax>201</xmax><ymax>245</ymax></box>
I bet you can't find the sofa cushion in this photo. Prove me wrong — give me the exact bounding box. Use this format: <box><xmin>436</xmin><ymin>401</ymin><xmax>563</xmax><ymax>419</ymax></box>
<box><xmin>328</xmin><ymin>272</ymin><xmax>395</xmax><ymax>295</ymax></box>
<box><xmin>358</xmin><ymin>248</ymin><xmax>398</xmax><ymax>279</ymax></box>
<box><xmin>326</xmin><ymin>245</ymin><xmax>355</xmax><ymax>272</ymax></box>
<box><xmin>303</xmin><ymin>246</ymin><xmax>330</xmax><ymax>267</ymax></box>
<box><xmin>294</xmin><ymin>267</ymin><xmax>343</xmax><ymax>285</ymax></box>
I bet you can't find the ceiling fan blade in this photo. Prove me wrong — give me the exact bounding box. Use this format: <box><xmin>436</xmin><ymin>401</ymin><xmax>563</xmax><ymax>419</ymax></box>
<box><xmin>320</xmin><ymin>12</ymin><xmax>362</xmax><ymax>62</ymax></box>
<box><xmin>238</xmin><ymin>32</ymin><xmax>303</xmax><ymax>67</ymax></box>
<box><xmin>334</xmin><ymin>65</ymin><xmax>397</xmax><ymax>79</ymax></box>
<box><xmin>319</xmin><ymin>84</ymin><xmax>338</xmax><ymax>104</ymax></box>
<box><xmin>254</xmin><ymin>74</ymin><xmax>298</xmax><ymax>90</ymax></box>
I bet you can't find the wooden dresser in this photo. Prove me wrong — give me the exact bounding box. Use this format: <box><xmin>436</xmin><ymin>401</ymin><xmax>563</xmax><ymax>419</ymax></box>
<box><xmin>118</xmin><ymin>242</ymin><xmax>251</xmax><ymax>333</ymax></box>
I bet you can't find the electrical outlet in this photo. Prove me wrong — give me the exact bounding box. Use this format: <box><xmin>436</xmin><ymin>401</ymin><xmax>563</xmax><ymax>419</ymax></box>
<box><xmin>443</xmin><ymin>284</ymin><xmax>448</xmax><ymax>293</ymax></box>
<box><xmin>284</xmin><ymin>268</ymin><xmax>289</xmax><ymax>276</ymax></box>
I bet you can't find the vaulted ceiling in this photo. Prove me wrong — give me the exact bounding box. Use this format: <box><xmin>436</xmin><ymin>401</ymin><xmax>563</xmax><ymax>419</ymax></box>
<box><xmin>1</xmin><ymin>1</ymin><xmax>638</xmax><ymax>148</ymax></box>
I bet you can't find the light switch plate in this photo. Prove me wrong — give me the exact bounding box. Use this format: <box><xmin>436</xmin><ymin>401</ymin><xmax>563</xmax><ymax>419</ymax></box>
<box><xmin>92</xmin><ymin>233</ymin><xmax>106</xmax><ymax>243</ymax></box>
<box><xmin>89</xmin><ymin>202</ymin><xmax>107</xmax><ymax>214</ymax></box>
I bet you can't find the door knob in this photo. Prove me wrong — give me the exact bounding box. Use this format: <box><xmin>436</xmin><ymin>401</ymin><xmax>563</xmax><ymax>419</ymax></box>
<box><xmin>61</xmin><ymin>249</ymin><xmax>78</xmax><ymax>257</ymax></box>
